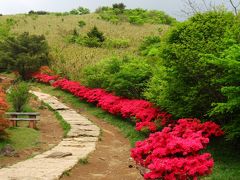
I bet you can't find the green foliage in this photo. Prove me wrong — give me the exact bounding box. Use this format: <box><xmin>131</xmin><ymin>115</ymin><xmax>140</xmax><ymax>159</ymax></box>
<box><xmin>112</xmin><ymin>3</ymin><xmax>126</xmax><ymax>11</ymax></box>
<box><xmin>0</xmin><ymin>20</ymin><xmax>13</xmax><ymax>42</ymax></box>
<box><xmin>8</xmin><ymin>82</ymin><xmax>30</xmax><ymax>112</ymax></box>
<box><xmin>84</xmin><ymin>37</ymin><xmax>102</xmax><ymax>47</ymax></box>
<box><xmin>98</xmin><ymin>7</ymin><xmax>176</xmax><ymax>25</ymax></box>
<box><xmin>82</xmin><ymin>56</ymin><xmax>152</xmax><ymax>98</ymax></box>
<box><xmin>78</xmin><ymin>158</ymin><xmax>89</xmax><ymax>164</ymax></box>
<box><xmin>87</xmin><ymin>26</ymin><xmax>105</xmax><ymax>42</ymax></box>
<box><xmin>145</xmin><ymin>11</ymin><xmax>240</xmax><ymax>119</ymax></box>
<box><xmin>70</xmin><ymin>7</ymin><xmax>90</xmax><ymax>15</ymax></box>
<box><xmin>0</xmin><ymin>32</ymin><xmax>50</xmax><ymax>79</ymax></box>
<box><xmin>128</xmin><ymin>16</ymin><xmax>144</xmax><ymax>25</ymax></box>
<box><xmin>139</xmin><ymin>35</ymin><xmax>161</xmax><ymax>56</ymax></box>
<box><xmin>78</xmin><ymin>20</ymin><xmax>86</xmax><ymax>28</ymax></box>
<box><xmin>205</xmin><ymin>45</ymin><xmax>240</xmax><ymax>140</ymax></box>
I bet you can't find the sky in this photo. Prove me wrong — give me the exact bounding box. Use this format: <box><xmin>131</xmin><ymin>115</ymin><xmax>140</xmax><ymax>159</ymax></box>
<box><xmin>0</xmin><ymin>0</ymin><xmax>235</xmax><ymax>20</ymax></box>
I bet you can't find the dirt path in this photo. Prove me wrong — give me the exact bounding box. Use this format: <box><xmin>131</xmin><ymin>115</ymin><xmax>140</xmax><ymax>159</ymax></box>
<box><xmin>61</xmin><ymin>109</ymin><xmax>142</xmax><ymax>180</ymax></box>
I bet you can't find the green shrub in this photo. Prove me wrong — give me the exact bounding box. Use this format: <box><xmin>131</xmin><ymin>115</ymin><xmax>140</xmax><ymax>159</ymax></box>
<box><xmin>98</xmin><ymin>7</ymin><xmax>176</xmax><ymax>25</ymax></box>
<box><xmin>109</xmin><ymin>58</ymin><xmax>152</xmax><ymax>98</ymax></box>
<box><xmin>84</xmin><ymin>37</ymin><xmax>102</xmax><ymax>47</ymax></box>
<box><xmin>128</xmin><ymin>16</ymin><xmax>144</xmax><ymax>25</ymax></box>
<box><xmin>145</xmin><ymin>10</ymin><xmax>240</xmax><ymax>119</ymax></box>
<box><xmin>0</xmin><ymin>32</ymin><xmax>50</xmax><ymax>79</ymax></box>
<box><xmin>78</xmin><ymin>20</ymin><xmax>86</xmax><ymax>28</ymax></box>
<box><xmin>67</xmin><ymin>26</ymin><xmax>105</xmax><ymax>48</ymax></box>
<box><xmin>205</xmin><ymin>45</ymin><xmax>240</xmax><ymax>141</ymax></box>
<box><xmin>87</xmin><ymin>26</ymin><xmax>105</xmax><ymax>42</ymax></box>
<box><xmin>139</xmin><ymin>35</ymin><xmax>161</xmax><ymax>56</ymax></box>
<box><xmin>70</xmin><ymin>7</ymin><xmax>90</xmax><ymax>15</ymax></box>
<box><xmin>82</xmin><ymin>57</ymin><xmax>125</xmax><ymax>88</ymax></box>
<box><xmin>8</xmin><ymin>82</ymin><xmax>30</xmax><ymax>112</ymax></box>
<box><xmin>82</xmin><ymin>57</ymin><xmax>152</xmax><ymax>98</ymax></box>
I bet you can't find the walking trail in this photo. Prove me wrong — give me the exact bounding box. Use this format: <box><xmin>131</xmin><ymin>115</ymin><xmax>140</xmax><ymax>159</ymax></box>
<box><xmin>0</xmin><ymin>91</ymin><xmax>100</xmax><ymax>180</ymax></box>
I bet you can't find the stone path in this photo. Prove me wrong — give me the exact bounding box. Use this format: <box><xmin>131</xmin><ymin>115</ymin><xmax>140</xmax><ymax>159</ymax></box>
<box><xmin>0</xmin><ymin>91</ymin><xmax>100</xmax><ymax>180</ymax></box>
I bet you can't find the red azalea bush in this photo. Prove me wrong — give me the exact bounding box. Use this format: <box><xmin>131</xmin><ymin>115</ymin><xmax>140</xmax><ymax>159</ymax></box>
<box><xmin>131</xmin><ymin>119</ymin><xmax>224</xmax><ymax>179</ymax></box>
<box><xmin>0</xmin><ymin>87</ymin><xmax>9</xmax><ymax>139</ymax></box>
<box><xmin>32</xmin><ymin>73</ymin><xmax>59</xmax><ymax>83</ymax></box>
<box><xmin>33</xmin><ymin>73</ymin><xmax>172</xmax><ymax>132</ymax></box>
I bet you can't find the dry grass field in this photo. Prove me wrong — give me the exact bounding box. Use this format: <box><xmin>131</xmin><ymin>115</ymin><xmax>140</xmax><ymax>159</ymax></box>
<box><xmin>0</xmin><ymin>14</ymin><xmax>167</xmax><ymax>80</ymax></box>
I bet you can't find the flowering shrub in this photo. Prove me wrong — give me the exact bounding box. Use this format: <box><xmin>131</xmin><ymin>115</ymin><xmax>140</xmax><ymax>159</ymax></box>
<box><xmin>33</xmin><ymin>73</ymin><xmax>172</xmax><ymax>131</ymax></box>
<box><xmin>0</xmin><ymin>87</ymin><xmax>9</xmax><ymax>139</ymax></box>
<box><xmin>32</xmin><ymin>73</ymin><xmax>59</xmax><ymax>83</ymax></box>
<box><xmin>131</xmin><ymin>119</ymin><xmax>224</xmax><ymax>179</ymax></box>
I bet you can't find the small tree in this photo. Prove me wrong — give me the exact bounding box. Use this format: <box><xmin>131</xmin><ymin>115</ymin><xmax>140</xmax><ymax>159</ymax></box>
<box><xmin>112</xmin><ymin>3</ymin><xmax>126</xmax><ymax>11</ymax></box>
<box><xmin>0</xmin><ymin>32</ymin><xmax>50</xmax><ymax>80</ymax></box>
<box><xmin>87</xmin><ymin>26</ymin><xmax>105</xmax><ymax>42</ymax></box>
<box><xmin>8</xmin><ymin>82</ymin><xmax>30</xmax><ymax>112</ymax></box>
<box><xmin>78</xmin><ymin>20</ymin><xmax>86</xmax><ymax>28</ymax></box>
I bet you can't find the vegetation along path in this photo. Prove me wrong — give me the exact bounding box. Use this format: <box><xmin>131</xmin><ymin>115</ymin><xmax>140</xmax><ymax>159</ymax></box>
<box><xmin>0</xmin><ymin>91</ymin><xmax>100</xmax><ymax>180</ymax></box>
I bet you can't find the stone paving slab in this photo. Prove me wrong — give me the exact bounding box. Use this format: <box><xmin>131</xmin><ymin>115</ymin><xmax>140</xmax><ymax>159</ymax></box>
<box><xmin>0</xmin><ymin>91</ymin><xmax>100</xmax><ymax>180</ymax></box>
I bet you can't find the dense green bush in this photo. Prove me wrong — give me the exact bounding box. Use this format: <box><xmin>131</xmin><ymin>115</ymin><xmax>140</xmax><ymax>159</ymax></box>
<box><xmin>204</xmin><ymin>45</ymin><xmax>240</xmax><ymax>140</ymax></box>
<box><xmin>145</xmin><ymin>11</ymin><xmax>240</xmax><ymax>119</ymax></box>
<box><xmin>78</xmin><ymin>20</ymin><xmax>86</xmax><ymax>28</ymax></box>
<box><xmin>97</xmin><ymin>7</ymin><xmax>176</xmax><ymax>25</ymax></box>
<box><xmin>82</xmin><ymin>56</ymin><xmax>152</xmax><ymax>98</ymax></box>
<box><xmin>139</xmin><ymin>35</ymin><xmax>161</xmax><ymax>56</ymax></box>
<box><xmin>87</xmin><ymin>26</ymin><xmax>105</xmax><ymax>42</ymax></box>
<box><xmin>8</xmin><ymin>82</ymin><xmax>30</xmax><ymax>112</ymax></box>
<box><xmin>0</xmin><ymin>32</ymin><xmax>50</xmax><ymax>79</ymax></box>
<box><xmin>128</xmin><ymin>16</ymin><xmax>144</xmax><ymax>25</ymax></box>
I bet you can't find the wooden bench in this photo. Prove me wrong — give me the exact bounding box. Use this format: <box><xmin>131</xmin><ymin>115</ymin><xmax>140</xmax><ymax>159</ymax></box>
<box><xmin>5</xmin><ymin>112</ymin><xmax>40</xmax><ymax>129</ymax></box>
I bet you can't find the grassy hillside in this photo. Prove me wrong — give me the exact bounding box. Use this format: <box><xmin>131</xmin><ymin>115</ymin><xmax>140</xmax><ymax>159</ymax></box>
<box><xmin>0</xmin><ymin>14</ymin><xmax>166</xmax><ymax>80</ymax></box>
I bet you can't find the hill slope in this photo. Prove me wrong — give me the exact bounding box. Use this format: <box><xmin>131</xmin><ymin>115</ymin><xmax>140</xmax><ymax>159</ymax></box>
<box><xmin>0</xmin><ymin>14</ymin><xmax>166</xmax><ymax>80</ymax></box>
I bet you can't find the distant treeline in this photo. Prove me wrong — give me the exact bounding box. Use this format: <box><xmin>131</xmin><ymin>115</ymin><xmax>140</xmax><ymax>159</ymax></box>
<box><xmin>28</xmin><ymin>10</ymin><xmax>49</xmax><ymax>15</ymax></box>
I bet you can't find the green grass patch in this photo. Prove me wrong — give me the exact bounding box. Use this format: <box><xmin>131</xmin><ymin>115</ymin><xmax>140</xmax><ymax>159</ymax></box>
<box><xmin>203</xmin><ymin>138</ymin><xmax>240</xmax><ymax>179</ymax></box>
<box><xmin>78</xmin><ymin>158</ymin><xmax>88</xmax><ymax>165</ymax></box>
<box><xmin>0</xmin><ymin>127</ymin><xmax>40</xmax><ymax>151</ymax></box>
<box><xmin>30</xmin><ymin>82</ymin><xmax>146</xmax><ymax>146</ymax></box>
<box><xmin>40</xmin><ymin>101</ymin><xmax>70</xmax><ymax>137</ymax></box>
<box><xmin>54</xmin><ymin>111</ymin><xmax>71</xmax><ymax>137</ymax></box>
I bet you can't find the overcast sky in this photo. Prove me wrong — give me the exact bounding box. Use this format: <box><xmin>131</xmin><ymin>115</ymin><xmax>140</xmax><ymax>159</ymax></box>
<box><xmin>0</xmin><ymin>0</ymin><xmax>234</xmax><ymax>20</ymax></box>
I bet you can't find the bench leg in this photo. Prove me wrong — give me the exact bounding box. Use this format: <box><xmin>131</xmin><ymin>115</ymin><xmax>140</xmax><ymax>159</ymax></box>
<box><xmin>29</xmin><ymin>121</ymin><xmax>36</xmax><ymax>129</ymax></box>
<box><xmin>10</xmin><ymin>120</ymin><xmax>16</xmax><ymax>127</ymax></box>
